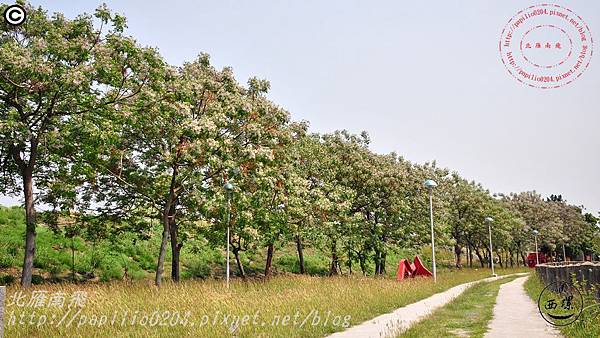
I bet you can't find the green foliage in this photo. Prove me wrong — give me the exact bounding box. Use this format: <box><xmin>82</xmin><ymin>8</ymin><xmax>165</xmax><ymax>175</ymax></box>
<box><xmin>275</xmin><ymin>253</ymin><xmax>329</xmax><ymax>276</ymax></box>
<box><xmin>0</xmin><ymin>274</ymin><xmax>16</xmax><ymax>285</ymax></box>
<box><xmin>31</xmin><ymin>274</ymin><xmax>44</xmax><ymax>285</ymax></box>
<box><xmin>0</xmin><ymin>1</ymin><xmax>598</xmax><ymax>290</ymax></box>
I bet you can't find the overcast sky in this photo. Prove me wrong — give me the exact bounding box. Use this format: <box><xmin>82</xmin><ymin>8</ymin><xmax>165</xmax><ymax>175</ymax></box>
<box><xmin>2</xmin><ymin>0</ymin><xmax>599</xmax><ymax>214</ymax></box>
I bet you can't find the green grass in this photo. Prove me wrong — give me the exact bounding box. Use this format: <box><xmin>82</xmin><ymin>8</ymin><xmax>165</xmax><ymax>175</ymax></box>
<box><xmin>524</xmin><ymin>274</ymin><xmax>600</xmax><ymax>338</ymax></box>
<box><xmin>0</xmin><ymin>204</ymin><xmax>529</xmax><ymax>336</ymax></box>
<box><xmin>398</xmin><ymin>275</ymin><xmax>519</xmax><ymax>338</ymax></box>
<box><xmin>0</xmin><ymin>205</ymin><xmax>486</xmax><ymax>284</ymax></box>
<box><xmin>4</xmin><ymin>268</ymin><xmax>526</xmax><ymax>337</ymax></box>
<box><xmin>0</xmin><ymin>206</ymin><xmax>164</xmax><ymax>283</ymax></box>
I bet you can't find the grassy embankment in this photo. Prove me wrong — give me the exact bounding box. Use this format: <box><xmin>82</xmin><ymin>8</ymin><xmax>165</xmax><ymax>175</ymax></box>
<box><xmin>524</xmin><ymin>274</ymin><xmax>600</xmax><ymax>338</ymax></box>
<box><xmin>1</xmin><ymin>205</ymin><xmax>475</xmax><ymax>284</ymax></box>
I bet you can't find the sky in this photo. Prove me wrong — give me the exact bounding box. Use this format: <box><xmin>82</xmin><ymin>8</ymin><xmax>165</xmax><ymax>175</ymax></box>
<box><xmin>2</xmin><ymin>0</ymin><xmax>599</xmax><ymax>213</ymax></box>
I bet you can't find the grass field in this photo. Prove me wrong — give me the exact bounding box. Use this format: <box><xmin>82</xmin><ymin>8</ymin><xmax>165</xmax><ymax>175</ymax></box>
<box><xmin>398</xmin><ymin>275</ymin><xmax>519</xmax><ymax>338</ymax></box>
<box><xmin>1</xmin><ymin>205</ymin><xmax>530</xmax><ymax>337</ymax></box>
<box><xmin>0</xmin><ymin>205</ymin><xmax>456</xmax><ymax>284</ymax></box>
<box><xmin>4</xmin><ymin>268</ymin><xmax>527</xmax><ymax>337</ymax></box>
<box><xmin>524</xmin><ymin>274</ymin><xmax>600</xmax><ymax>338</ymax></box>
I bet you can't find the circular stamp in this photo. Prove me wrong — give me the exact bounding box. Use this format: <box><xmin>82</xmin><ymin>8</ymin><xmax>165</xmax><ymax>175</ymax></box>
<box><xmin>537</xmin><ymin>280</ymin><xmax>584</xmax><ymax>326</ymax></box>
<box><xmin>499</xmin><ymin>4</ymin><xmax>593</xmax><ymax>89</ymax></box>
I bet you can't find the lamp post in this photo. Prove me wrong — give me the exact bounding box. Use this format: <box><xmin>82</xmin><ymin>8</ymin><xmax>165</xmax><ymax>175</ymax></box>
<box><xmin>423</xmin><ymin>179</ymin><xmax>438</xmax><ymax>283</ymax></box>
<box><xmin>224</xmin><ymin>181</ymin><xmax>234</xmax><ymax>288</ymax></box>
<box><xmin>561</xmin><ymin>236</ymin><xmax>567</xmax><ymax>262</ymax></box>
<box><xmin>485</xmin><ymin>217</ymin><xmax>496</xmax><ymax>277</ymax></box>
<box><xmin>533</xmin><ymin>229</ymin><xmax>539</xmax><ymax>266</ymax></box>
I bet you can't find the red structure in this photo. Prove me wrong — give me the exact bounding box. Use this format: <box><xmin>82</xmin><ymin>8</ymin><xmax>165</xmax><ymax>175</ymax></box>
<box><xmin>396</xmin><ymin>256</ymin><xmax>433</xmax><ymax>280</ymax></box>
<box><xmin>526</xmin><ymin>252</ymin><xmax>547</xmax><ymax>268</ymax></box>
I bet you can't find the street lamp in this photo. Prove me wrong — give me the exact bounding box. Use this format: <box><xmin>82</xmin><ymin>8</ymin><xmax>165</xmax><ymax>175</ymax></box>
<box><xmin>533</xmin><ymin>229</ymin><xmax>539</xmax><ymax>266</ymax></box>
<box><xmin>561</xmin><ymin>236</ymin><xmax>567</xmax><ymax>262</ymax></box>
<box><xmin>485</xmin><ymin>217</ymin><xmax>496</xmax><ymax>277</ymax></box>
<box><xmin>224</xmin><ymin>181</ymin><xmax>234</xmax><ymax>288</ymax></box>
<box><xmin>423</xmin><ymin>179</ymin><xmax>438</xmax><ymax>283</ymax></box>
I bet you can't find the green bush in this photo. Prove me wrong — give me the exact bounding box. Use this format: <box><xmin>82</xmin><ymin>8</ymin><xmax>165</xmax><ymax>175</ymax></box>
<box><xmin>33</xmin><ymin>253</ymin><xmax>65</xmax><ymax>274</ymax></box>
<box><xmin>75</xmin><ymin>257</ymin><xmax>93</xmax><ymax>275</ymax></box>
<box><xmin>128</xmin><ymin>267</ymin><xmax>147</xmax><ymax>280</ymax></box>
<box><xmin>0</xmin><ymin>274</ymin><xmax>16</xmax><ymax>285</ymax></box>
<box><xmin>184</xmin><ymin>258</ymin><xmax>212</xmax><ymax>279</ymax></box>
<box><xmin>0</xmin><ymin>254</ymin><xmax>17</xmax><ymax>268</ymax></box>
<box><xmin>100</xmin><ymin>264</ymin><xmax>124</xmax><ymax>282</ymax></box>
<box><xmin>275</xmin><ymin>253</ymin><xmax>329</xmax><ymax>276</ymax></box>
<box><xmin>131</xmin><ymin>246</ymin><xmax>155</xmax><ymax>271</ymax></box>
<box><xmin>31</xmin><ymin>274</ymin><xmax>44</xmax><ymax>285</ymax></box>
<box><xmin>304</xmin><ymin>255</ymin><xmax>329</xmax><ymax>275</ymax></box>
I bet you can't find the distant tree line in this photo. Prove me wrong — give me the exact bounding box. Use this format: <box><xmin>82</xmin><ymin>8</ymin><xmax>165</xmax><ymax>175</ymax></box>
<box><xmin>1</xmin><ymin>3</ymin><xmax>598</xmax><ymax>287</ymax></box>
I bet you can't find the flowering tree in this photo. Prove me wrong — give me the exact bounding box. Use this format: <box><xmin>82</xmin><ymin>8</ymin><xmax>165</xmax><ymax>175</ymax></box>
<box><xmin>0</xmin><ymin>2</ymin><xmax>158</xmax><ymax>286</ymax></box>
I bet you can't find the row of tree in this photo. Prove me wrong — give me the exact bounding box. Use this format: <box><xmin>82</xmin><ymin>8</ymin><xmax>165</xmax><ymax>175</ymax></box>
<box><xmin>1</xmin><ymin>3</ymin><xmax>598</xmax><ymax>287</ymax></box>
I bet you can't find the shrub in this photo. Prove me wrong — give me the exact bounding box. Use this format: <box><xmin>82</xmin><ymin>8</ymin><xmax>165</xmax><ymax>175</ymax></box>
<box><xmin>100</xmin><ymin>264</ymin><xmax>124</xmax><ymax>282</ymax></box>
<box><xmin>128</xmin><ymin>267</ymin><xmax>147</xmax><ymax>280</ymax></box>
<box><xmin>31</xmin><ymin>274</ymin><xmax>44</xmax><ymax>285</ymax></box>
<box><xmin>275</xmin><ymin>253</ymin><xmax>329</xmax><ymax>276</ymax></box>
<box><xmin>0</xmin><ymin>254</ymin><xmax>17</xmax><ymax>268</ymax></box>
<box><xmin>0</xmin><ymin>274</ymin><xmax>16</xmax><ymax>285</ymax></box>
<box><xmin>184</xmin><ymin>258</ymin><xmax>212</xmax><ymax>279</ymax></box>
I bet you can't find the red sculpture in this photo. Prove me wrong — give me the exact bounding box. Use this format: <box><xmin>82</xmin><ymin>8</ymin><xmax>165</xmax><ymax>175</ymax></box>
<box><xmin>396</xmin><ymin>255</ymin><xmax>433</xmax><ymax>280</ymax></box>
<box><xmin>526</xmin><ymin>252</ymin><xmax>547</xmax><ymax>268</ymax></box>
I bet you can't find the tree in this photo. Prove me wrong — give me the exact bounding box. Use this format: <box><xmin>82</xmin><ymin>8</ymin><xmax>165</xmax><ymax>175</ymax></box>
<box><xmin>0</xmin><ymin>2</ymin><xmax>157</xmax><ymax>286</ymax></box>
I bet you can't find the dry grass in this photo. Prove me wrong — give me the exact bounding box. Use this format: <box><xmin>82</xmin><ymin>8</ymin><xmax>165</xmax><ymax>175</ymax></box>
<box><xmin>4</xmin><ymin>267</ymin><xmax>527</xmax><ymax>337</ymax></box>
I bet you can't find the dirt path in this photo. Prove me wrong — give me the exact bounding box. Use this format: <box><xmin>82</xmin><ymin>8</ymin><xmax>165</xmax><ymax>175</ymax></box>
<box><xmin>327</xmin><ymin>273</ymin><xmax>527</xmax><ymax>338</ymax></box>
<box><xmin>485</xmin><ymin>276</ymin><xmax>562</xmax><ymax>338</ymax></box>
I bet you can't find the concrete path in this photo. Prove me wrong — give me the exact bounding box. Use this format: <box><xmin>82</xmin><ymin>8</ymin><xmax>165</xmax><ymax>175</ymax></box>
<box><xmin>327</xmin><ymin>273</ymin><xmax>527</xmax><ymax>338</ymax></box>
<box><xmin>485</xmin><ymin>276</ymin><xmax>562</xmax><ymax>338</ymax></box>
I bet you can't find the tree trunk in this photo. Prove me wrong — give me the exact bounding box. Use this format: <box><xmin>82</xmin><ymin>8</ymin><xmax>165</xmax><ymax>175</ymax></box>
<box><xmin>497</xmin><ymin>251</ymin><xmax>503</xmax><ymax>268</ymax></box>
<box><xmin>264</xmin><ymin>243</ymin><xmax>274</xmax><ymax>277</ymax></box>
<box><xmin>21</xmin><ymin>168</ymin><xmax>36</xmax><ymax>287</ymax></box>
<box><xmin>233</xmin><ymin>248</ymin><xmax>246</xmax><ymax>278</ymax></box>
<box><xmin>169</xmin><ymin>203</ymin><xmax>182</xmax><ymax>282</ymax></box>
<box><xmin>329</xmin><ymin>240</ymin><xmax>339</xmax><ymax>276</ymax></box>
<box><xmin>295</xmin><ymin>235</ymin><xmax>305</xmax><ymax>274</ymax></box>
<box><xmin>475</xmin><ymin>248</ymin><xmax>485</xmax><ymax>268</ymax></box>
<box><xmin>454</xmin><ymin>244</ymin><xmax>463</xmax><ymax>268</ymax></box>
<box><xmin>155</xmin><ymin>202</ymin><xmax>172</xmax><ymax>287</ymax></box>
<box><xmin>347</xmin><ymin>251</ymin><xmax>353</xmax><ymax>274</ymax></box>
<box><xmin>467</xmin><ymin>243</ymin><xmax>473</xmax><ymax>268</ymax></box>
<box><xmin>359</xmin><ymin>253</ymin><xmax>367</xmax><ymax>275</ymax></box>
<box><xmin>379</xmin><ymin>234</ymin><xmax>387</xmax><ymax>275</ymax></box>
<box><xmin>520</xmin><ymin>252</ymin><xmax>526</xmax><ymax>267</ymax></box>
<box><xmin>380</xmin><ymin>248</ymin><xmax>387</xmax><ymax>275</ymax></box>
<box><xmin>374</xmin><ymin>251</ymin><xmax>381</xmax><ymax>276</ymax></box>
<box><xmin>485</xmin><ymin>248</ymin><xmax>491</xmax><ymax>268</ymax></box>
<box><xmin>155</xmin><ymin>166</ymin><xmax>178</xmax><ymax>287</ymax></box>
<box><xmin>71</xmin><ymin>236</ymin><xmax>75</xmax><ymax>282</ymax></box>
